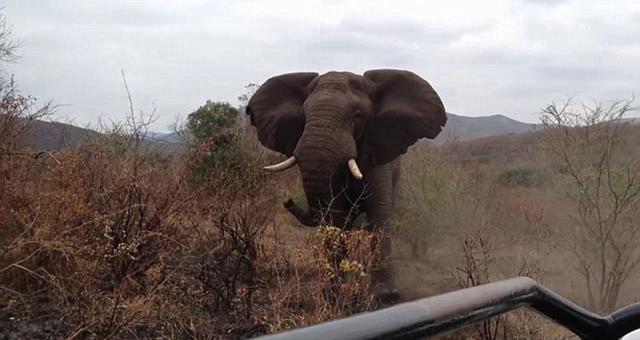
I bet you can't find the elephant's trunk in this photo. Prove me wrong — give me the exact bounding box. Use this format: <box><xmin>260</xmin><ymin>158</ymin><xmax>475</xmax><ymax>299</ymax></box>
<box><xmin>284</xmin><ymin>199</ymin><xmax>318</xmax><ymax>226</ymax></box>
<box><xmin>289</xmin><ymin>114</ymin><xmax>357</xmax><ymax>227</ymax></box>
<box><xmin>296</xmin><ymin>134</ymin><xmax>339</xmax><ymax>224</ymax></box>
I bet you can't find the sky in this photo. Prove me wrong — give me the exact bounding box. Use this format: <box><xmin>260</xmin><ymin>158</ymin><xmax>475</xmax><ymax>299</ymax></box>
<box><xmin>3</xmin><ymin>0</ymin><xmax>640</xmax><ymax>131</ymax></box>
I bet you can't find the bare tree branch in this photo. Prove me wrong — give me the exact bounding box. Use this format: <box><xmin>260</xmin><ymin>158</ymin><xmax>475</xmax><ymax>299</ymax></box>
<box><xmin>541</xmin><ymin>97</ymin><xmax>640</xmax><ymax>312</ymax></box>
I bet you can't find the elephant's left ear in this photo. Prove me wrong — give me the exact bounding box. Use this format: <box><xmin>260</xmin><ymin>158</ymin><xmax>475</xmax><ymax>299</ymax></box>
<box><xmin>246</xmin><ymin>72</ymin><xmax>318</xmax><ymax>156</ymax></box>
<box><xmin>364</xmin><ymin>69</ymin><xmax>447</xmax><ymax>165</ymax></box>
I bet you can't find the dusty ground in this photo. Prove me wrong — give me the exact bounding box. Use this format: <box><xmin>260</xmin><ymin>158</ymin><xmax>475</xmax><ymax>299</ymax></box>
<box><xmin>0</xmin><ymin>308</ymin><xmax>68</xmax><ymax>339</ymax></box>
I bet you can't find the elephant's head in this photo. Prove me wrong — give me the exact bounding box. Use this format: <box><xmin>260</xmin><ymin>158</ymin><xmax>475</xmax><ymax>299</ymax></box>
<box><xmin>246</xmin><ymin>69</ymin><xmax>446</xmax><ymax>226</ymax></box>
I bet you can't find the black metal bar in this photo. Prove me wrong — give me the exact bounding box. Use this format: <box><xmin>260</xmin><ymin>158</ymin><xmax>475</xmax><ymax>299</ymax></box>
<box><xmin>253</xmin><ymin>277</ymin><xmax>640</xmax><ymax>340</ymax></box>
<box><xmin>609</xmin><ymin>303</ymin><xmax>640</xmax><ymax>339</ymax></box>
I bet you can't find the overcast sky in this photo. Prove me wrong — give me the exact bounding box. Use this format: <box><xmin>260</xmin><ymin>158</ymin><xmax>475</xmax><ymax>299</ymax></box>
<box><xmin>3</xmin><ymin>0</ymin><xmax>640</xmax><ymax>131</ymax></box>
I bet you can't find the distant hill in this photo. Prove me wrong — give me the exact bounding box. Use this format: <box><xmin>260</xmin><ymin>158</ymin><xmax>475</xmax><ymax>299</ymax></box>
<box><xmin>436</xmin><ymin>113</ymin><xmax>539</xmax><ymax>142</ymax></box>
<box><xmin>144</xmin><ymin>131</ymin><xmax>188</xmax><ymax>144</ymax></box>
<box><xmin>151</xmin><ymin>113</ymin><xmax>540</xmax><ymax>145</ymax></box>
<box><xmin>8</xmin><ymin>112</ymin><xmax>556</xmax><ymax>151</ymax></box>
<box><xmin>5</xmin><ymin>117</ymin><xmax>100</xmax><ymax>151</ymax></box>
<box><xmin>4</xmin><ymin>117</ymin><xmax>184</xmax><ymax>152</ymax></box>
<box><xmin>453</xmin><ymin>121</ymin><xmax>640</xmax><ymax>168</ymax></box>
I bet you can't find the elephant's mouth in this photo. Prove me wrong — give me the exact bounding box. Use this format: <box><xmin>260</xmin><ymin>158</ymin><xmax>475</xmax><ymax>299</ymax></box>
<box><xmin>263</xmin><ymin>156</ymin><xmax>363</xmax><ymax>180</ymax></box>
<box><xmin>266</xmin><ymin>155</ymin><xmax>364</xmax><ymax>228</ymax></box>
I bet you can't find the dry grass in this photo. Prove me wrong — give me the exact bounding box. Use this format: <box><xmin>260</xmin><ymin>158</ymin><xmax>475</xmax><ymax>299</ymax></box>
<box><xmin>0</xmin><ymin>88</ymin><xmax>384</xmax><ymax>338</ymax></box>
<box><xmin>3</xmin><ymin>85</ymin><xmax>639</xmax><ymax>338</ymax></box>
<box><xmin>0</xmin><ymin>123</ymin><xmax>595</xmax><ymax>339</ymax></box>
<box><xmin>391</xmin><ymin>142</ymin><xmax>586</xmax><ymax>339</ymax></box>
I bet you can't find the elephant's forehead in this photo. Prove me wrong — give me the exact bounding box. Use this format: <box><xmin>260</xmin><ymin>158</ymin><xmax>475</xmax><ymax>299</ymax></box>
<box><xmin>317</xmin><ymin>72</ymin><xmax>372</xmax><ymax>95</ymax></box>
<box><xmin>321</xmin><ymin>70</ymin><xmax>359</xmax><ymax>78</ymax></box>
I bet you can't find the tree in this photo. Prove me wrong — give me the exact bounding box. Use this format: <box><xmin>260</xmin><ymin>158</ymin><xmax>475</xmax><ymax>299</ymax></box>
<box><xmin>237</xmin><ymin>83</ymin><xmax>259</xmax><ymax>108</ymax></box>
<box><xmin>0</xmin><ymin>13</ymin><xmax>51</xmax><ymax>159</ymax></box>
<box><xmin>541</xmin><ymin>98</ymin><xmax>640</xmax><ymax>312</ymax></box>
<box><xmin>0</xmin><ymin>14</ymin><xmax>17</xmax><ymax>63</ymax></box>
<box><xmin>186</xmin><ymin>100</ymin><xmax>239</xmax><ymax>143</ymax></box>
<box><xmin>236</xmin><ymin>83</ymin><xmax>260</xmax><ymax>135</ymax></box>
<box><xmin>185</xmin><ymin>100</ymin><xmax>241</xmax><ymax>181</ymax></box>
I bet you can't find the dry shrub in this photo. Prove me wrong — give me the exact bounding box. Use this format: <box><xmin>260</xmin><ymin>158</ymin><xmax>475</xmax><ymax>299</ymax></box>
<box><xmin>135</xmin><ymin>187</ymin><xmax>277</xmax><ymax>338</ymax></box>
<box><xmin>0</xmin><ymin>86</ymin><xmax>384</xmax><ymax>338</ymax></box>
<box><xmin>396</xmin><ymin>142</ymin><xmax>492</xmax><ymax>258</ymax></box>
<box><xmin>541</xmin><ymin>98</ymin><xmax>640</xmax><ymax>313</ymax></box>
<box><xmin>3</xmin><ymin>139</ymin><xmax>182</xmax><ymax>335</ymax></box>
<box><xmin>258</xmin><ymin>226</ymin><xmax>380</xmax><ymax>333</ymax></box>
<box><xmin>0</xmin><ymin>94</ymin><xmax>283</xmax><ymax>338</ymax></box>
<box><xmin>424</xmin><ymin>222</ymin><xmax>566</xmax><ymax>340</ymax></box>
<box><xmin>397</xmin><ymin>142</ymin><xmax>571</xmax><ymax>339</ymax></box>
<box><xmin>310</xmin><ymin>226</ymin><xmax>380</xmax><ymax>312</ymax></box>
<box><xmin>446</xmin><ymin>230</ymin><xmax>561</xmax><ymax>340</ymax></box>
<box><xmin>0</xmin><ymin>70</ymin><xmax>382</xmax><ymax>338</ymax></box>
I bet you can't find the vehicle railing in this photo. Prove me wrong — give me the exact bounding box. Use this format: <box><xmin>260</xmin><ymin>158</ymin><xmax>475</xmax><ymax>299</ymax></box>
<box><xmin>253</xmin><ymin>276</ymin><xmax>640</xmax><ymax>340</ymax></box>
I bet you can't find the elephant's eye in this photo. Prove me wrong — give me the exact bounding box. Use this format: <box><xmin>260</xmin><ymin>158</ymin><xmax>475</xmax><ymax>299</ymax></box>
<box><xmin>355</xmin><ymin>110</ymin><xmax>369</xmax><ymax>122</ymax></box>
<box><xmin>351</xmin><ymin>105</ymin><xmax>364</xmax><ymax>119</ymax></box>
<box><xmin>348</xmin><ymin>101</ymin><xmax>369</xmax><ymax>121</ymax></box>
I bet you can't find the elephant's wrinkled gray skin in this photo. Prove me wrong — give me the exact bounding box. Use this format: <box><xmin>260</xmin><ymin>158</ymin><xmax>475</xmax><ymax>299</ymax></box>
<box><xmin>246</xmin><ymin>70</ymin><xmax>446</xmax><ymax>300</ymax></box>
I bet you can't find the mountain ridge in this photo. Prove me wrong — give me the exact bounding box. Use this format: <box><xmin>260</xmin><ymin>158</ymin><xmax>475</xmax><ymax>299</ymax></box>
<box><xmin>436</xmin><ymin>112</ymin><xmax>540</xmax><ymax>142</ymax></box>
<box><xmin>13</xmin><ymin>112</ymin><xmax>630</xmax><ymax>151</ymax></box>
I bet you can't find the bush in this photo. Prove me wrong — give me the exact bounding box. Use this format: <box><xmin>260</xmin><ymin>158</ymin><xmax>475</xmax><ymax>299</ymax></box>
<box><xmin>0</xmin><ymin>120</ymin><xmax>281</xmax><ymax>337</ymax></box>
<box><xmin>497</xmin><ymin>167</ymin><xmax>545</xmax><ymax>188</ymax></box>
<box><xmin>259</xmin><ymin>226</ymin><xmax>380</xmax><ymax>332</ymax></box>
<box><xmin>0</xmin><ymin>84</ymin><xmax>383</xmax><ymax>337</ymax></box>
<box><xmin>185</xmin><ymin>100</ymin><xmax>242</xmax><ymax>183</ymax></box>
<box><xmin>395</xmin><ymin>145</ymin><xmax>496</xmax><ymax>257</ymax></box>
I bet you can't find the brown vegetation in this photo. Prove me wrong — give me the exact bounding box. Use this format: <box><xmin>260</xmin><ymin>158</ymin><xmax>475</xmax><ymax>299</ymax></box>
<box><xmin>0</xmin><ymin>78</ymin><xmax>386</xmax><ymax>338</ymax></box>
<box><xmin>539</xmin><ymin>99</ymin><xmax>640</xmax><ymax>313</ymax></box>
<box><xmin>4</xmin><ymin>82</ymin><xmax>640</xmax><ymax>338</ymax></box>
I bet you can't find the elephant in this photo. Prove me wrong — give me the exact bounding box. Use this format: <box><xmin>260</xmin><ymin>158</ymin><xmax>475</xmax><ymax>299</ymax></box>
<box><xmin>246</xmin><ymin>69</ymin><xmax>446</xmax><ymax>300</ymax></box>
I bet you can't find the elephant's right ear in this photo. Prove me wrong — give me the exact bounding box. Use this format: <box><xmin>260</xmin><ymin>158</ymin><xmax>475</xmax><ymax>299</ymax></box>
<box><xmin>246</xmin><ymin>72</ymin><xmax>319</xmax><ymax>156</ymax></box>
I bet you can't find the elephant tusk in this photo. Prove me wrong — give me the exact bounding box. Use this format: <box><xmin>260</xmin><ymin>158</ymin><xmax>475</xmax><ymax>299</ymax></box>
<box><xmin>263</xmin><ymin>156</ymin><xmax>297</xmax><ymax>172</ymax></box>
<box><xmin>348</xmin><ymin>159</ymin><xmax>363</xmax><ymax>180</ymax></box>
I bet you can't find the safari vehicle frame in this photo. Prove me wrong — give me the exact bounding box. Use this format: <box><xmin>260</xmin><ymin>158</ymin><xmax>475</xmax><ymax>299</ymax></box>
<box><xmin>254</xmin><ymin>277</ymin><xmax>640</xmax><ymax>340</ymax></box>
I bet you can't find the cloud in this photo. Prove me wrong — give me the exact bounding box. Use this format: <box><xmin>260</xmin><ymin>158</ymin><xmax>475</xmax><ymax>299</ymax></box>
<box><xmin>520</xmin><ymin>0</ymin><xmax>568</xmax><ymax>6</ymax></box>
<box><xmin>2</xmin><ymin>0</ymin><xmax>639</xmax><ymax>130</ymax></box>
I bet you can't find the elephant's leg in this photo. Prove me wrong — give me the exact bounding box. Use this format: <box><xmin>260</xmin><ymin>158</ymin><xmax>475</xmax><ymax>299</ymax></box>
<box><xmin>364</xmin><ymin>160</ymin><xmax>400</xmax><ymax>304</ymax></box>
<box><xmin>365</xmin><ymin>160</ymin><xmax>398</xmax><ymax>226</ymax></box>
<box><xmin>391</xmin><ymin>158</ymin><xmax>401</xmax><ymax>209</ymax></box>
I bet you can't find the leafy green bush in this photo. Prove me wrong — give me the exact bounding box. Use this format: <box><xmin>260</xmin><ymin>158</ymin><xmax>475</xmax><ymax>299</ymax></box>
<box><xmin>186</xmin><ymin>100</ymin><xmax>239</xmax><ymax>143</ymax></box>
<box><xmin>185</xmin><ymin>100</ymin><xmax>244</xmax><ymax>185</ymax></box>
